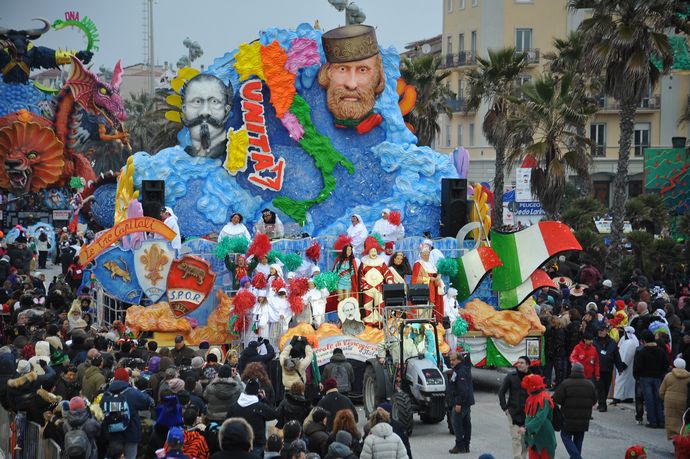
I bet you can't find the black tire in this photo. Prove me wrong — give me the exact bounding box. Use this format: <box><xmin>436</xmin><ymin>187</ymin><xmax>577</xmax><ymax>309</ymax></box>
<box><xmin>420</xmin><ymin>412</ymin><xmax>446</xmax><ymax>424</ymax></box>
<box><xmin>392</xmin><ymin>391</ymin><xmax>414</xmax><ymax>437</ymax></box>
<box><xmin>363</xmin><ymin>365</ymin><xmax>381</xmax><ymax>417</ymax></box>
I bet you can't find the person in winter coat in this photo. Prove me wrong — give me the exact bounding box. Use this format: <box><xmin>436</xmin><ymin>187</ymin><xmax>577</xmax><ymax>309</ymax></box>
<box><xmin>593</xmin><ymin>325</ymin><xmax>626</xmax><ymax>411</ymax></box>
<box><xmin>0</xmin><ymin>353</ymin><xmax>16</xmax><ymax>410</ymax></box>
<box><xmin>553</xmin><ymin>362</ymin><xmax>597</xmax><ymax>459</ymax></box>
<box><xmin>100</xmin><ymin>367</ymin><xmax>155</xmax><ymax>459</ymax></box>
<box><xmin>360</xmin><ymin>408</ymin><xmax>408</xmax><ymax>459</ymax></box>
<box><xmin>324</xmin><ymin>430</ymin><xmax>358</xmax><ymax>459</ymax></box>
<box><xmin>660</xmin><ymin>357</ymin><xmax>690</xmax><ymax>440</ymax></box>
<box><xmin>280</xmin><ymin>337</ymin><xmax>313</xmax><ymax>391</ymax></box>
<box><xmin>81</xmin><ymin>356</ymin><xmax>106</xmax><ymax>402</ymax></box>
<box><xmin>203</xmin><ymin>365</ymin><xmax>243</xmax><ymax>423</ymax></box>
<box><xmin>7</xmin><ymin>359</ymin><xmax>56</xmax><ymax>424</ymax></box>
<box><xmin>276</xmin><ymin>381</ymin><xmax>312</xmax><ymax>429</ymax></box>
<box><xmin>519</xmin><ymin>374</ymin><xmax>557</xmax><ymax>459</ymax></box>
<box><xmin>53</xmin><ymin>365</ymin><xmax>80</xmax><ymax>401</ymax></box>
<box><xmin>634</xmin><ymin>330</ymin><xmax>669</xmax><ymax>429</ymax></box>
<box><xmin>544</xmin><ymin>316</ymin><xmax>567</xmax><ymax>388</ymax></box>
<box><xmin>226</xmin><ymin>378</ymin><xmax>277</xmax><ymax>457</ymax></box>
<box><xmin>498</xmin><ymin>356</ymin><xmax>530</xmax><ymax>459</ymax></box>
<box><xmin>325</xmin><ymin>409</ymin><xmax>362</xmax><ymax>457</ymax></box>
<box><xmin>63</xmin><ymin>396</ymin><xmax>101</xmax><ymax>459</ymax></box>
<box><xmin>321</xmin><ymin>347</ymin><xmax>355</xmax><ymax>394</ymax></box>
<box><xmin>237</xmin><ymin>337</ymin><xmax>275</xmax><ymax>375</ymax></box>
<box><xmin>448</xmin><ymin>351</ymin><xmax>474</xmax><ymax>454</ymax></box>
<box><xmin>210</xmin><ymin>417</ymin><xmax>256</xmax><ymax>459</ymax></box>
<box><xmin>570</xmin><ymin>332</ymin><xmax>600</xmax><ymax>383</ymax></box>
<box><xmin>304</xmin><ymin>407</ymin><xmax>330</xmax><ymax>457</ymax></box>
<box><xmin>377</xmin><ymin>402</ymin><xmax>413</xmax><ymax>459</ymax></box>
<box><xmin>317</xmin><ymin>378</ymin><xmax>358</xmax><ymax>431</ymax></box>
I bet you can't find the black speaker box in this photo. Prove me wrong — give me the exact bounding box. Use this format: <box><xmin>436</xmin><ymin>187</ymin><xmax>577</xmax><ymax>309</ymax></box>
<box><xmin>141</xmin><ymin>180</ymin><xmax>165</xmax><ymax>218</ymax></box>
<box><xmin>408</xmin><ymin>283</ymin><xmax>430</xmax><ymax>305</ymax></box>
<box><xmin>440</xmin><ymin>178</ymin><xmax>468</xmax><ymax>237</ymax></box>
<box><xmin>383</xmin><ymin>283</ymin><xmax>406</xmax><ymax>306</ymax></box>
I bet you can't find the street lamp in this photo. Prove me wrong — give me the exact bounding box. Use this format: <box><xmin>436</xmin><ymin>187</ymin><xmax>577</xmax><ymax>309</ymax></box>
<box><xmin>328</xmin><ymin>0</ymin><xmax>366</xmax><ymax>25</ymax></box>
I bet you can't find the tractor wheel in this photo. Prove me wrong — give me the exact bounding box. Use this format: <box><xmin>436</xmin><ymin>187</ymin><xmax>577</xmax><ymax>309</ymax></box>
<box><xmin>392</xmin><ymin>391</ymin><xmax>414</xmax><ymax>437</ymax></box>
<box><xmin>363</xmin><ymin>365</ymin><xmax>382</xmax><ymax>417</ymax></box>
<box><xmin>420</xmin><ymin>412</ymin><xmax>446</xmax><ymax>424</ymax></box>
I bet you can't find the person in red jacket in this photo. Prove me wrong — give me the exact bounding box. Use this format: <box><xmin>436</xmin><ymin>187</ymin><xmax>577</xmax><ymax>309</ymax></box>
<box><xmin>570</xmin><ymin>332</ymin><xmax>600</xmax><ymax>383</ymax></box>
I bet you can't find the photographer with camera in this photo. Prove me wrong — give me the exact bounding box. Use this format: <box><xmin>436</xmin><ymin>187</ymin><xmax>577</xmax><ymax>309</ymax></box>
<box><xmin>238</xmin><ymin>336</ymin><xmax>275</xmax><ymax>375</ymax></box>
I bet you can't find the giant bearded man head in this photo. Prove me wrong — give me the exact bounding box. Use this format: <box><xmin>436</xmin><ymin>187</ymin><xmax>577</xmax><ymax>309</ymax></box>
<box><xmin>318</xmin><ymin>25</ymin><xmax>385</xmax><ymax>124</ymax></box>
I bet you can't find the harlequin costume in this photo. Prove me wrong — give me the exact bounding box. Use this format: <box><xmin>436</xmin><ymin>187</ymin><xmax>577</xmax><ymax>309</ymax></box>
<box><xmin>359</xmin><ymin>236</ymin><xmax>393</xmax><ymax>325</ymax></box>
<box><xmin>411</xmin><ymin>242</ymin><xmax>444</xmax><ymax>321</ymax></box>
<box><xmin>522</xmin><ymin>374</ymin><xmax>557</xmax><ymax>459</ymax></box>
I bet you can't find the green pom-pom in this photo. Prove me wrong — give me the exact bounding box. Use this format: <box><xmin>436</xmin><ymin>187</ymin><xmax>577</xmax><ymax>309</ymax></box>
<box><xmin>227</xmin><ymin>314</ymin><xmax>239</xmax><ymax>334</ymax></box>
<box><xmin>267</xmin><ymin>249</ymin><xmax>282</xmax><ymax>264</ymax></box>
<box><xmin>314</xmin><ymin>272</ymin><xmax>339</xmax><ymax>292</ymax></box>
<box><xmin>437</xmin><ymin>257</ymin><xmax>458</xmax><ymax>277</ymax></box>
<box><xmin>69</xmin><ymin>176</ymin><xmax>85</xmax><ymax>190</ymax></box>
<box><xmin>370</xmin><ymin>233</ymin><xmax>385</xmax><ymax>248</ymax></box>
<box><xmin>452</xmin><ymin>316</ymin><xmax>469</xmax><ymax>337</ymax></box>
<box><xmin>215</xmin><ymin>236</ymin><xmax>249</xmax><ymax>260</ymax></box>
<box><xmin>278</xmin><ymin>252</ymin><xmax>303</xmax><ymax>272</ymax></box>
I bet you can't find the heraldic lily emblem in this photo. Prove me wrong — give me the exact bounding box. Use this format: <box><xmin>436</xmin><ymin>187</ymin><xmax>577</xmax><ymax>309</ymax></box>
<box><xmin>140</xmin><ymin>244</ymin><xmax>169</xmax><ymax>285</ymax></box>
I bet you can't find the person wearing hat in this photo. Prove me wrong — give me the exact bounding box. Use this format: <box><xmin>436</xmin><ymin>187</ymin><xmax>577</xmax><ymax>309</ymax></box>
<box><xmin>360</xmin><ymin>235</ymin><xmax>394</xmax><ymax>324</ymax></box>
<box><xmin>593</xmin><ymin>325</ymin><xmax>626</xmax><ymax>411</ymax></box>
<box><xmin>227</xmin><ymin>378</ymin><xmax>278</xmax><ymax>457</ymax></box>
<box><xmin>318</xmin><ymin>25</ymin><xmax>386</xmax><ymax>134</ymax></box>
<box><xmin>63</xmin><ymin>396</ymin><xmax>101</xmax><ymax>459</ymax></box>
<box><xmin>204</xmin><ymin>363</ymin><xmax>243</xmax><ymax>423</ymax></box>
<box><xmin>6</xmin><ymin>359</ymin><xmax>56</xmax><ymax>424</ymax></box>
<box><xmin>624</xmin><ymin>445</ymin><xmax>647</xmax><ymax>459</ymax></box>
<box><xmin>268</xmin><ymin>287</ymin><xmax>292</xmax><ymax>338</ymax></box>
<box><xmin>518</xmin><ymin>374</ymin><xmax>557</xmax><ymax>459</ymax></box>
<box><xmin>159</xmin><ymin>426</ymin><xmax>189</xmax><ymax>458</ymax></box>
<box><xmin>317</xmin><ymin>377</ymin><xmax>358</xmax><ymax>431</ymax></box>
<box><xmin>570</xmin><ymin>332</ymin><xmax>600</xmax><ymax>384</ymax></box>
<box><xmin>660</xmin><ymin>357</ymin><xmax>690</xmax><ymax>439</ymax></box>
<box><xmin>238</xmin><ymin>337</ymin><xmax>275</xmax><ymax>375</ymax></box>
<box><xmin>633</xmin><ymin>330</ymin><xmax>669</xmax><ymax>428</ymax></box>
<box><xmin>100</xmin><ymin>366</ymin><xmax>154</xmax><ymax>459</ymax></box>
<box><xmin>379</xmin><ymin>241</ymin><xmax>396</xmax><ymax>265</ymax></box>
<box><xmin>324</xmin><ymin>429</ymin><xmax>358</xmax><ymax>459</ymax></box>
<box><xmin>372</xmin><ymin>209</ymin><xmax>405</xmax><ymax>244</ymax></box>
<box><xmin>171</xmin><ymin>335</ymin><xmax>197</xmax><ymax>367</ymax></box>
<box><xmin>553</xmin><ymin>362</ymin><xmax>597</xmax><ymax>459</ymax></box>
<box><xmin>412</xmin><ymin>241</ymin><xmax>445</xmax><ymax>322</ymax></box>
<box><xmin>346</xmin><ymin>214</ymin><xmax>368</xmax><ymax>255</ymax></box>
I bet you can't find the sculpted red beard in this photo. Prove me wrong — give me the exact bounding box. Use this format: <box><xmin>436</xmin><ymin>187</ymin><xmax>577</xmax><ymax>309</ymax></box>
<box><xmin>326</xmin><ymin>83</ymin><xmax>378</xmax><ymax>120</ymax></box>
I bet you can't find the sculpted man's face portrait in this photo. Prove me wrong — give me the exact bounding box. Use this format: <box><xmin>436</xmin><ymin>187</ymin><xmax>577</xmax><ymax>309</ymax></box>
<box><xmin>319</xmin><ymin>54</ymin><xmax>384</xmax><ymax>121</ymax></box>
<box><xmin>181</xmin><ymin>74</ymin><xmax>231</xmax><ymax>157</ymax></box>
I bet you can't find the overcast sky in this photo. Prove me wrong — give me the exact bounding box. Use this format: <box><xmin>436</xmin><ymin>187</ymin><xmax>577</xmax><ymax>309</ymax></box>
<box><xmin>5</xmin><ymin>0</ymin><xmax>441</xmax><ymax>71</ymax></box>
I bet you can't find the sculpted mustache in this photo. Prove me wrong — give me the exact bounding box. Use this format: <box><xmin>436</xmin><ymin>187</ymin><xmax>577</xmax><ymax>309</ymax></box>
<box><xmin>182</xmin><ymin>114</ymin><xmax>225</xmax><ymax>128</ymax></box>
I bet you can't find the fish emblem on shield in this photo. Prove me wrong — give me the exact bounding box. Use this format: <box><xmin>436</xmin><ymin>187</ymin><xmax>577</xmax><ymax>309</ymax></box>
<box><xmin>166</xmin><ymin>255</ymin><xmax>216</xmax><ymax>317</ymax></box>
<box><xmin>93</xmin><ymin>246</ymin><xmax>143</xmax><ymax>304</ymax></box>
<box><xmin>134</xmin><ymin>240</ymin><xmax>175</xmax><ymax>302</ymax></box>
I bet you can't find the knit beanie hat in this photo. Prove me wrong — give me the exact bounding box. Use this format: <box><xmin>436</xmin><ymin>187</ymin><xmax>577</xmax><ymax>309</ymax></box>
<box><xmin>16</xmin><ymin>359</ymin><xmax>31</xmax><ymax>375</ymax></box>
<box><xmin>168</xmin><ymin>378</ymin><xmax>185</xmax><ymax>393</ymax></box>
<box><xmin>114</xmin><ymin>367</ymin><xmax>129</xmax><ymax>382</ymax></box>
<box><xmin>148</xmin><ymin>356</ymin><xmax>161</xmax><ymax>373</ymax></box>
<box><xmin>167</xmin><ymin>426</ymin><xmax>185</xmax><ymax>448</ymax></box>
<box><xmin>324</xmin><ymin>377</ymin><xmax>338</xmax><ymax>392</ymax></box>
<box><xmin>191</xmin><ymin>356</ymin><xmax>204</xmax><ymax>369</ymax></box>
<box><xmin>675</xmin><ymin>358</ymin><xmax>687</xmax><ymax>369</ymax></box>
<box><xmin>69</xmin><ymin>396</ymin><xmax>86</xmax><ymax>412</ymax></box>
<box><xmin>245</xmin><ymin>378</ymin><xmax>260</xmax><ymax>396</ymax></box>
<box><xmin>335</xmin><ymin>430</ymin><xmax>352</xmax><ymax>446</ymax></box>
<box><xmin>571</xmin><ymin>362</ymin><xmax>585</xmax><ymax>377</ymax></box>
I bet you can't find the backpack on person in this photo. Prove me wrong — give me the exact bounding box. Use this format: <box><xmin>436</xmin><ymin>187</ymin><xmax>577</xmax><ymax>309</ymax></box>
<box><xmin>63</xmin><ymin>427</ymin><xmax>92</xmax><ymax>459</ymax></box>
<box><xmin>100</xmin><ymin>389</ymin><xmax>131</xmax><ymax>433</ymax></box>
<box><xmin>331</xmin><ymin>364</ymin><xmax>351</xmax><ymax>393</ymax></box>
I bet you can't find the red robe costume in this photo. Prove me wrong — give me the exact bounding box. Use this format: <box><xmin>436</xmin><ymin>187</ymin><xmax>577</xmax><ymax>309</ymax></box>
<box><xmin>360</xmin><ymin>255</ymin><xmax>393</xmax><ymax>324</ymax></box>
<box><xmin>411</xmin><ymin>258</ymin><xmax>444</xmax><ymax>322</ymax></box>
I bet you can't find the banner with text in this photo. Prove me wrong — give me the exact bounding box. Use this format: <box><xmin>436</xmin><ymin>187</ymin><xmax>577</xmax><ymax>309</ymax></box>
<box><xmin>314</xmin><ymin>335</ymin><xmax>380</xmax><ymax>366</ymax></box>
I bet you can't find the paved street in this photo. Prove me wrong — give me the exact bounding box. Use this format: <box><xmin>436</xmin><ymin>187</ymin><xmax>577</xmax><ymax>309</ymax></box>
<box><xmin>399</xmin><ymin>371</ymin><xmax>675</xmax><ymax>459</ymax></box>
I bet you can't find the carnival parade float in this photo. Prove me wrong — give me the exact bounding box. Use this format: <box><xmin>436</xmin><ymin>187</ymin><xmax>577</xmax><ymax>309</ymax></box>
<box><xmin>0</xmin><ymin>15</ymin><xmax>585</xmax><ymax>369</ymax></box>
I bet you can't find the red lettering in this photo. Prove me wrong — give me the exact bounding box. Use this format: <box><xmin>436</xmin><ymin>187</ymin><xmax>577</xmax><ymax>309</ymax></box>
<box><xmin>65</xmin><ymin>11</ymin><xmax>80</xmax><ymax>21</ymax></box>
<box><xmin>245</xmin><ymin>123</ymin><xmax>265</xmax><ymax>134</ymax></box>
<box><xmin>248</xmin><ymin>134</ymin><xmax>270</xmax><ymax>152</ymax></box>
<box><xmin>241</xmin><ymin>80</ymin><xmax>263</xmax><ymax>101</ymax></box>
<box><xmin>241</xmin><ymin>101</ymin><xmax>265</xmax><ymax>124</ymax></box>
<box><xmin>250</xmin><ymin>151</ymin><xmax>275</xmax><ymax>171</ymax></box>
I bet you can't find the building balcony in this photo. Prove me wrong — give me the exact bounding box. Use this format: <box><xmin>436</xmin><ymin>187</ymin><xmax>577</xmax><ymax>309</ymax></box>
<box><xmin>445</xmin><ymin>97</ymin><xmax>467</xmax><ymax>112</ymax></box>
<box><xmin>516</xmin><ymin>49</ymin><xmax>540</xmax><ymax>65</ymax></box>
<box><xmin>595</xmin><ymin>95</ymin><xmax>661</xmax><ymax>111</ymax></box>
<box><xmin>439</xmin><ymin>50</ymin><xmax>478</xmax><ymax>68</ymax></box>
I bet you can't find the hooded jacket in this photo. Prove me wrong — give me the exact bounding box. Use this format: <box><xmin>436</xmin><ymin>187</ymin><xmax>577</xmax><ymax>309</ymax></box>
<box><xmin>81</xmin><ymin>365</ymin><xmax>106</xmax><ymax>402</ymax></box>
<box><xmin>321</xmin><ymin>352</ymin><xmax>355</xmax><ymax>390</ymax></box>
<box><xmin>279</xmin><ymin>343</ymin><xmax>313</xmax><ymax>390</ymax></box>
<box><xmin>7</xmin><ymin>366</ymin><xmax>56</xmax><ymax>423</ymax></box>
<box><xmin>203</xmin><ymin>376</ymin><xmax>243</xmax><ymax>422</ymax></box>
<box><xmin>324</xmin><ymin>441</ymin><xmax>358</xmax><ymax>459</ymax></box>
<box><xmin>63</xmin><ymin>408</ymin><xmax>101</xmax><ymax>459</ymax></box>
<box><xmin>304</xmin><ymin>419</ymin><xmax>330</xmax><ymax>457</ymax></box>
<box><xmin>275</xmin><ymin>392</ymin><xmax>312</xmax><ymax>429</ymax></box>
<box><xmin>660</xmin><ymin>367</ymin><xmax>690</xmax><ymax>439</ymax></box>
<box><xmin>360</xmin><ymin>422</ymin><xmax>408</xmax><ymax>459</ymax></box>
<box><xmin>101</xmin><ymin>380</ymin><xmax>154</xmax><ymax>443</ymax></box>
<box><xmin>226</xmin><ymin>393</ymin><xmax>277</xmax><ymax>449</ymax></box>
<box><xmin>237</xmin><ymin>340</ymin><xmax>275</xmax><ymax>375</ymax></box>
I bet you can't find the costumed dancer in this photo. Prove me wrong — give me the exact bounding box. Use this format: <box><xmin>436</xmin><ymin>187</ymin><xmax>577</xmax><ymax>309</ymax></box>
<box><xmin>520</xmin><ymin>374</ymin><xmax>557</xmax><ymax>459</ymax></box>
<box><xmin>444</xmin><ymin>287</ymin><xmax>460</xmax><ymax>351</ymax></box>
<box><xmin>359</xmin><ymin>236</ymin><xmax>393</xmax><ymax>325</ymax></box>
<box><xmin>158</xmin><ymin>207</ymin><xmax>182</xmax><ymax>254</ymax></box>
<box><xmin>251</xmin><ymin>255</ymin><xmax>271</xmax><ymax>277</ymax></box>
<box><xmin>305</xmin><ymin>278</ymin><xmax>329</xmax><ymax>328</ymax></box>
<box><xmin>411</xmin><ymin>241</ymin><xmax>445</xmax><ymax>321</ymax></box>
<box><xmin>379</xmin><ymin>241</ymin><xmax>395</xmax><ymax>265</ymax></box>
<box><xmin>224</xmin><ymin>254</ymin><xmax>250</xmax><ymax>292</ymax></box>
<box><xmin>254</xmin><ymin>208</ymin><xmax>284</xmax><ymax>240</ymax></box>
<box><xmin>268</xmin><ymin>287</ymin><xmax>291</xmax><ymax>343</ymax></box>
<box><xmin>218</xmin><ymin>212</ymin><xmax>251</xmax><ymax>241</ymax></box>
<box><xmin>266</xmin><ymin>264</ymin><xmax>285</xmax><ymax>299</ymax></box>
<box><xmin>252</xmin><ymin>295</ymin><xmax>270</xmax><ymax>341</ymax></box>
<box><xmin>347</xmin><ymin>214</ymin><xmax>368</xmax><ymax>255</ymax></box>
<box><xmin>296</xmin><ymin>241</ymin><xmax>321</xmax><ymax>278</ymax></box>
<box><xmin>332</xmin><ymin>235</ymin><xmax>359</xmax><ymax>301</ymax></box>
<box><xmin>372</xmin><ymin>208</ymin><xmax>405</xmax><ymax>243</ymax></box>
<box><xmin>423</xmin><ymin>238</ymin><xmax>445</xmax><ymax>266</ymax></box>
<box><xmin>246</xmin><ymin>233</ymin><xmax>272</xmax><ymax>278</ymax></box>
<box><xmin>613</xmin><ymin>326</ymin><xmax>639</xmax><ymax>403</ymax></box>
<box><xmin>608</xmin><ymin>300</ymin><xmax>628</xmax><ymax>342</ymax></box>
<box><xmin>388</xmin><ymin>251</ymin><xmax>412</xmax><ymax>284</ymax></box>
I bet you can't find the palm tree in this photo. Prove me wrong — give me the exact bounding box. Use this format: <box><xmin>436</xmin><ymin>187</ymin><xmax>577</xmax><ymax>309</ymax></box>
<box><xmin>508</xmin><ymin>74</ymin><xmax>590</xmax><ymax>219</ymax></box>
<box><xmin>124</xmin><ymin>91</ymin><xmax>157</xmax><ymax>152</ymax></box>
<box><xmin>625</xmin><ymin>193</ymin><xmax>670</xmax><ymax>233</ymax></box>
<box><xmin>569</xmin><ymin>0</ymin><xmax>690</xmax><ymax>269</ymax></box>
<box><xmin>466</xmin><ymin>47</ymin><xmax>528</xmax><ymax>227</ymax></box>
<box><xmin>562</xmin><ymin>196</ymin><xmax>605</xmax><ymax>231</ymax></box>
<box><xmin>399</xmin><ymin>55</ymin><xmax>454</xmax><ymax>146</ymax></box>
<box><xmin>544</xmin><ymin>32</ymin><xmax>601</xmax><ymax>197</ymax></box>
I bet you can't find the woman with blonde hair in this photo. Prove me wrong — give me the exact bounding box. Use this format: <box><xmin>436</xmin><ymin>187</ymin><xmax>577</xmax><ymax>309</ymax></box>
<box><xmin>360</xmin><ymin>408</ymin><xmax>408</xmax><ymax>459</ymax></box>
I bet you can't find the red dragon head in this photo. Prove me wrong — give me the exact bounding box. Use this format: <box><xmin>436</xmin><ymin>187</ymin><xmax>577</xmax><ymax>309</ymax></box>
<box><xmin>0</xmin><ymin>111</ymin><xmax>64</xmax><ymax>193</ymax></box>
<box><xmin>67</xmin><ymin>57</ymin><xmax>127</xmax><ymax>131</ymax></box>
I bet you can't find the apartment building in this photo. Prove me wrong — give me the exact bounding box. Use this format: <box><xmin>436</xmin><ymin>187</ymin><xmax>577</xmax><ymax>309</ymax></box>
<box><xmin>435</xmin><ymin>0</ymin><xmax>690</xmax><ymax>205</ymax></box>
